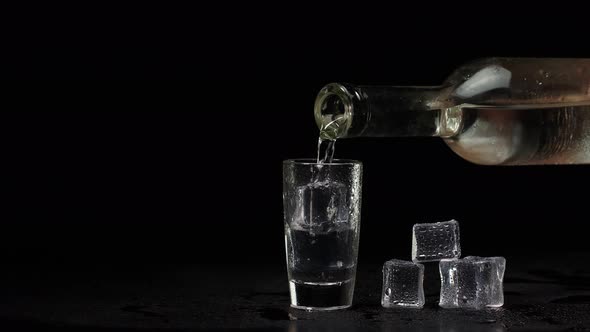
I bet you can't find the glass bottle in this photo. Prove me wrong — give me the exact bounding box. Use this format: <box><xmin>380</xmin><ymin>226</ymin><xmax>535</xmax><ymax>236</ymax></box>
<box><xmin>314</xmin><ymin>58</ymin><xmax>590</xmax><ymax>165</ymax></box>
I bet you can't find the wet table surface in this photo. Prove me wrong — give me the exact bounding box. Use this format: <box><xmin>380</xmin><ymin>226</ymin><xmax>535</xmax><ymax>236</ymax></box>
<box><xmin>1</xmin><ymin>253</ymin><xmax>589</xmax><ymax>331</ymax></box>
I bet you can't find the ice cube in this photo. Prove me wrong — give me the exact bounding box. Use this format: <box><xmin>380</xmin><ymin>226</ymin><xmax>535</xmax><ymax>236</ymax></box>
<box><xmin>381</xmin><ymin>259</ymin><xmax>425</xmax><ymax>308</ymax></box>
<box><xmin>293</xmin><ymin>181</ymin><xmax>348</xmax><ymax>231</ymax></box>
<box><xmin>439</xmin><ymin>256</ymin><xmax>506</xmax><ymax>309</ymax></box>
<box><xmin>412</xmin><ymin>220</ymin><xmax>461</xmax><ymax>263</ymax></box>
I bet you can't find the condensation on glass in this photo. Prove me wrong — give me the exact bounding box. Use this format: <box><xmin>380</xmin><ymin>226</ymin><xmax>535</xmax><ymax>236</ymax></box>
<box><xmin>283</xmin><ymin>159</ymin><xmax>362</xmax><ymax>311</ymax></box>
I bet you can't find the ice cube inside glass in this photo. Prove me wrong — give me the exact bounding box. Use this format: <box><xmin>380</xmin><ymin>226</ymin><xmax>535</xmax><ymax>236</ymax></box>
<box><xmin>381</xmin><ymin>259</ymin><xmax>425</xmax><ymax>308</ymax></box>
<box><xmin>412</xmin><ymin>220</ymin><xmax>461</xmax><ymax>263</ymax></box>
<box><xmin>439</xmin><ymin>256</ymin><xmax>506</xmax><ymax>309</ymax></box>
<box><xmin>293</xmin><ymin>180</ymin><xmax>348</xmax><ymax>232</ymax></box>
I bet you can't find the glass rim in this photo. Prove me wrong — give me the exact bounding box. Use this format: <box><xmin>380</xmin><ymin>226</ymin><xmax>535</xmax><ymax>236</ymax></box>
<box><xmin>283</xmin><ymin>158</ymin><xmax>362</xmax><ymax>166</ymax></box>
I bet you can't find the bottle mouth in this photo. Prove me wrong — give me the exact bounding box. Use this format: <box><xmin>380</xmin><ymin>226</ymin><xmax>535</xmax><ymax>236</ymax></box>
<box><xmin>314</xmin><ymin>83</ymin><xmax>354</xmax><ymax>140</ymax></box>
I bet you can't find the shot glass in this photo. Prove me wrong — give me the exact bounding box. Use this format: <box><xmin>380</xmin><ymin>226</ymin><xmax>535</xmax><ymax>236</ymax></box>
<box><xmin>283</xmin><ymin>159</ymin><xmax>362</xmax><ymax>311</ymax></box>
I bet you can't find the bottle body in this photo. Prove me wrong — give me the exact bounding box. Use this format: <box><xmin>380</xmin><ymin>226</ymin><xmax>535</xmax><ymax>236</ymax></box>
<box><xmin>443</xmin><ymin>105</ymin><xmax>590</xmax><ymax>165</ymax></box>
<box><xmin>314</xmin><ymin>58</ymin><xmax>590</xmax><ymax>165</ymax></box>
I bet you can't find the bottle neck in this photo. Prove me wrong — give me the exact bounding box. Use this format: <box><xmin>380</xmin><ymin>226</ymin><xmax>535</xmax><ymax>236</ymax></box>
<box><xmin>314</xmin><ymin>83</ymin><xmax>460</xmax><ymax>139</ymax></box>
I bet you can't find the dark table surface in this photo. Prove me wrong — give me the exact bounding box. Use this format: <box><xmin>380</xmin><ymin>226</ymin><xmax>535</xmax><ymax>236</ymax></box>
<box><xmin>1</xmin><ymin>253</ymin><xmax>590</xmax><ymax>331</ymax></box>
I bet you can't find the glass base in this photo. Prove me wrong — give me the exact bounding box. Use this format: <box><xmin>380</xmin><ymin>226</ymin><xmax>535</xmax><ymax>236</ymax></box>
<box><xmin>289</xmin><ymin>279</ymin><xmax>354</xmax><ymax>311</ymax></box>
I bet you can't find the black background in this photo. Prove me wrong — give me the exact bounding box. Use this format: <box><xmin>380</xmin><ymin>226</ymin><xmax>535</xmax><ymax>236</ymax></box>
<box><xmin>4</xmin><ymin>4</ymin><xmax>590</xmax><ymax>272</ymax></box>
